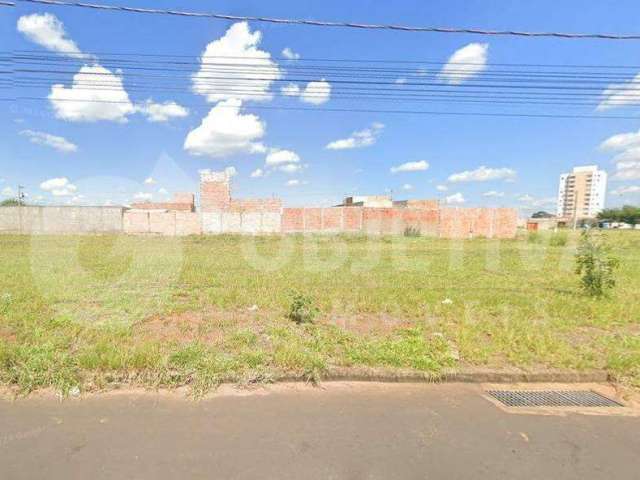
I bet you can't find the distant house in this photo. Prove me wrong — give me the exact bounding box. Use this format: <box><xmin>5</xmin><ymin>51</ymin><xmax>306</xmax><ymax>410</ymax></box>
<box><xmin>526</xmin><ymin>217</ymin><xmax>558</xmax><ymax>231</ymax></box>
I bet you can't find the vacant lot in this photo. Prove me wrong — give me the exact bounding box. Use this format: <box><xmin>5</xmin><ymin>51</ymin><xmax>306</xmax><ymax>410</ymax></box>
<box><xmin>0</xmin><ymin>231</ymin><xmax>638</xmax><ymax>394</ymax></box>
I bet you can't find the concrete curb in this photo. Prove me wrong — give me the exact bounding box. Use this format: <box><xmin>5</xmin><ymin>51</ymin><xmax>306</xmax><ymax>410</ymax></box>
<box><xmin>271</xmin><ymin>367</ymin><xmax>611</xmax><ymax>384</ymax></box>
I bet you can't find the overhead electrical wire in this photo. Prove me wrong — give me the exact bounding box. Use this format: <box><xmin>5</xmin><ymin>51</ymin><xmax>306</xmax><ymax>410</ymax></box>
<box><xmin>12</xmin><ymin>0</ymin><xmax>640</xmax><ymax>41</ymax></box>
<box><xmin>13</xmin><ymin>96</ymin><xmax>640</xmax><ymax>120</ymax></box>
<box><xmin>5</xmin><ymin>51</ymin><xmax>639</xmax><ymax>118</ymax></box>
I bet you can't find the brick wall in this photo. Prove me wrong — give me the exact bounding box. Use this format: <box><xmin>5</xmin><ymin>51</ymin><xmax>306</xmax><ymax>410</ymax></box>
<box><xmin>438</xmin><ymin>207</ymin><xmax>516</xmax><ymax>239</ymax></box>
<box><xmin>200</xmin><ymin>171</ymin><xmax>231</xmax><ymax>212</ymax></box>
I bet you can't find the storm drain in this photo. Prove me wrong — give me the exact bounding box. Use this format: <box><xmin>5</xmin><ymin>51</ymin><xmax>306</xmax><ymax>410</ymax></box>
<box><xmin>487</xmin><ymin>390</ymin><xmax>623</xmax><ymax>408</ymax></box>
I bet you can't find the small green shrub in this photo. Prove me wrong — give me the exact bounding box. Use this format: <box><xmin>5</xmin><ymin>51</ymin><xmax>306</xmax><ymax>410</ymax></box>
<box><xmin>549</xmin><ymin>232</ymin><xmax>568</xmax><ymax>247</ymax></box>
<box><xmin>404</xmin><ymin>226</ymin><xmax>421</xmax><ymax>237</ymax></box>
<box><xmin>527</xmin><ymin>231</ymin><xmax>541</xmax><ymax>243</ymax></box>
<box><xmin>287</xmin><ymin>293</ymin><xmax>319</xmax><ymax>324</ymax></box>
<box><xmin>575</xmin><ymin>230</ymin><xmax>619</xmax><ymax>297</ymax></box>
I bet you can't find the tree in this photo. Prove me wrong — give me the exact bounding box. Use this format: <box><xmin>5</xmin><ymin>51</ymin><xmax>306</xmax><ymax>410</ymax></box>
<box><xmin>598</xmin><ymin>205</ymin><xmax>640</xmax><ymax>225</ymax></box>
<box><xmin>532</xmin><ymin>211</ymin><xmax>554</xmax><ymax>218</ymax></box>
<box><xmin>0</xmin><ymin>199</ymin><xmax>21</xmax><ymax>207</ymax></box>
<box><xmin>575</xmin><ymin>230</ymin><xmax>619</xmax><ymax>297</ymax></box>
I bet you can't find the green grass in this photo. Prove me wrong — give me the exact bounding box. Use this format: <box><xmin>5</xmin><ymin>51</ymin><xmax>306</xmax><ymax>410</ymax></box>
<box><xmin>0</xmin><ymin>231</ymin><xmax>639</xmax><ymax>395</ymax></box>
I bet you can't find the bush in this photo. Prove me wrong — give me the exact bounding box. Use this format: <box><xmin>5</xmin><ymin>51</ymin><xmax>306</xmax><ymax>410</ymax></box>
<box><xmin>575</xmin><ymin>230</ymin><xmax>619</xmax><ymax>297</ymax></box>
<box><xmin>527</xmin><ymin>231</ymin><xmax>541</xmax><ymax>243</ymax></box>
<box><xmin>287</xmin><ymin>293</ymin><xmax>319</xmax><ymax>324</ymax></box>
<box><xmin>549</xmin><ymin>232</ymin><xmax>568</xmax><ymax>247</ymax></box>
<box><xmin>404</xmin><ymin>226</ymin><xmax>421</xmax><ymax>237</ymax></box>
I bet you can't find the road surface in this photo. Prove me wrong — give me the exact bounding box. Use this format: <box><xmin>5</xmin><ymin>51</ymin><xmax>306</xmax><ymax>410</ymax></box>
<box><xmin>1</xmin><ymin>383</ymin><xmax>638</xmax><ymax>479</ymax></box>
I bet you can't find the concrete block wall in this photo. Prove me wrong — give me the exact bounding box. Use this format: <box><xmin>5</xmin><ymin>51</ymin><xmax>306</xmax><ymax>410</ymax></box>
<box><xmin>202</xmin><ymin>210</ymin><xmax>282</xmax><ymax>234</ymax></box>
<box><xmin>122</xmin><ymin>211</ymin><xmax>201</xmax><ymax>236</ymax></box>
<box><xmin>0</xmin><ymin>206</ymin><xmax>124</xmax><ymax>234</ymax></box>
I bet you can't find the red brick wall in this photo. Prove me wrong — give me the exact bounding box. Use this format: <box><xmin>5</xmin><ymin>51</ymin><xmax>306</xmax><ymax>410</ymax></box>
<box><xmin>229</xmin><ymin>198</ymin><xmax>282</xmax><ymax>213</ymax></box>
<box><xmin>200</xmin><ymin>177</ymin><xmax>230</xmax><ymax>212</ymax></box>
<box><xmin>282</xmin><ymin>208</ymin><xmax>304</xmax><ymax>232</ymax></box>
<box><xmin>343</xmin><ymin>207</ymin><xmax>363</xmax><ymax>232</ymax></box>
<box><xmin>439</xmin><ymin>207</ymin><xmax>517</xmax><ymax>239</ymax></box>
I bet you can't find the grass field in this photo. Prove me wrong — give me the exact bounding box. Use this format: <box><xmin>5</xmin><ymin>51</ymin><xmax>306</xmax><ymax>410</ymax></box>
<box><xmin>1</xmin><ymin>231</ymin><xmax>639</xmax><ymax>395</ymax></box>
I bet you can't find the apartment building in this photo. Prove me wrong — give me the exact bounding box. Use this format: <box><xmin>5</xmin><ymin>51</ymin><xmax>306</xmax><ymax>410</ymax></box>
<box><xmin>557</xmin><ymin>165</ymin><xmax>607</xmax><ymax>219</ymax></box>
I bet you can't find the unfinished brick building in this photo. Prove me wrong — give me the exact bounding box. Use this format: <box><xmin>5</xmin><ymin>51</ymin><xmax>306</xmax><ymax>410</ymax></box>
<box><xmin>168</xmin><ymin>170</ymin><xmax>518</xmax><ymax>239</ymax></box>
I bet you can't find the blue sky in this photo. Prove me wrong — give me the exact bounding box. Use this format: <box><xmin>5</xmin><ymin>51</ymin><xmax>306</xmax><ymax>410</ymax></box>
<box><xmin>2</xmin><ymin>0</ymin><xmax>640</xmax><ymax>211</ymax></box>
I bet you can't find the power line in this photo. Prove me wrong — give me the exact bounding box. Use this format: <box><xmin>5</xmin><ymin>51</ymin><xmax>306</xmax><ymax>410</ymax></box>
<box><xmin>11</xmin><ymin>55</ymin><xmax>640</xmax><ymax>82</ymax></box>
<box><xmin>11</xmin><ymin>49</ymin><xmax>640</xmax><ymax>70</ymax></box>
<box><xmin>10</xmin><ymin>49</ymin><xmax>640</xmax><ymax>69</ymax></box>
<box><xmin>14</xmin><ymin>96</ymin><xmax>640</xmax><ymax>120</ymax></box>
<box><xmin>14</xmin><ymin>0</ymin><xmax>640</xmax><ymax>41</ymax></box>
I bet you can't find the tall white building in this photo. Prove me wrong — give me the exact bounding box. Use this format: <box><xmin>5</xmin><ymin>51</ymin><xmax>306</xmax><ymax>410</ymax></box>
<box><xmin>557</xmin><ymin>166</ymin><xmax>607</xmax><ymax>219</ymax></box>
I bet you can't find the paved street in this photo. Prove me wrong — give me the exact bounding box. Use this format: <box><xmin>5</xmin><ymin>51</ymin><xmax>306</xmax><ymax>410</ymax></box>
<box><xmin>1</xmin><ymin>383</ymin><xmax>639</xmax><ymax>479</ymax></box>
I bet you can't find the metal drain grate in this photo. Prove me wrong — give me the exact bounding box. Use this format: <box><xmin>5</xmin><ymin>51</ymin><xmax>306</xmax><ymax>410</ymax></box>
<box><xmin>487</xmin><ymin>390</ymin><xmax>623</xmax><ymax>408</ymax></box>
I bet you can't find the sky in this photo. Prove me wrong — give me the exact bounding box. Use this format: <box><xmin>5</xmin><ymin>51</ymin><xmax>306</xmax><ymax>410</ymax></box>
<box><xmin>2</xmin><ymin>0</ymin><xmax>640</xmax><ymax>212</ymax></box>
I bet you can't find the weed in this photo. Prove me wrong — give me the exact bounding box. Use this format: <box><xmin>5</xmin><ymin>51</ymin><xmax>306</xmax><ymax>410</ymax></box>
<box><xmin>549</xmin><ymin>232</ymin><xmax>568</xmax><ymax>247</ymax></box>
<box><xmin>575</xmin><ymin>230</ymin><xmax>619</xmax><ymax>297</ymax></box>
<box><xmin>404</xmin><ymin>226</ymin><xmax>421</xmax><ymax>237</ymax></box>
<box><xmin>287</xmin><ymin>293</ymin><xmax>319</xmax><ymax>324</ymax></box>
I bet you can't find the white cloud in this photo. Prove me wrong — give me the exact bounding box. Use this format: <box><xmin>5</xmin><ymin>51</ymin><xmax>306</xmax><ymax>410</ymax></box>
<box><xmin>597</xmin><ymin>73</ymin><xmax>640</xmax><ymax>110</ymax></box>
<box><xmin>17</xmin><ymin>13</ymin><xmax>86</xmax><ymax>59</ymax></box>
<box><xmin>325</xmin><ymin>122</ymin><xmax>384</xmax><ymax>150</ymax></box>
<box><xmin>614</xmin><ymin>161</ymin><xmax>640</xmax><ymax>180</ymax></box>
<box><xmin>438</xmin><ymin>43</ymin><xmax>489</xmax><ymax>85</ymax></box>
<box><xmin>40</xmin><ymin>177</ymin><xmax>77</xmax><ymax>196</ymax></box>
<box><xmin>224</xmin><ymin>166</ymin><xmax>238</xmax><ymax>178</ymax></box>
<box><xmin>265</xmin><ymin>148</ymin><xmax>300</xmax><ymax>166</ymax></box>
<box><xmin>390</xmin><ymin>160</ymin><xmax>429</xmax><ymax>174</ymax></box>
<box><xmin>49</xmin><ymin>65</ymin><xmax>135</xmax><ymax>123</ymax></box>
<box><xmin>184</xmin><ymin>99</ymin><xmax>266</xmax><ymax>158</ymax></box>
<box><xmin>402</xmin><ymin>184</ymin><xmax>413</xmax><ymax>191</ymax></box>
<box><xmin>1</xmin><ymin>186</ymin><xmax>14</xmax><ymax>197</ymax></box>
<box><xmin>68</xmin><ymin>194</ymin><xmax>85</xmax><ymax>205</ymax></box>
<box><xmin>611</xmin><ymin>185</ymin><xmax>640</xmax><ymax>195</ymax></box>
<box><xmin>599</xmin><ymin>129</ymin><xmax>640</xmax><ymax>180</ymax></box>
<box><xmin>144</xmin><ymin>177</ymin><xmax>156</xmax><ymax>185</ymax></box>
<box><xmin>133</xmin><ymin>192</ymin><xmax>153</xmax><ymax>201</ymax></box>
<box><xmin>281</xmin><ymin>83</ymin><xmax>301</xmax><ymax>96</ymax></box>
<box><xmin>158</xmin><ymin>187</ymin><xmax>169</xmax><ymax>195</ymax></box>
<box><xmin>250</xmin><ymin>168</ymin><xmax>264</xmax><ymax>178</ymax></box>
<box><xmin>286</xmin><ymin>179</ymin><xmax>308</xmax><ymax>187</ymax></box>
<box><xmin>448</xmin><ymin>166</ymin><xmax>516</xmax><ymax>183</ymax></box>
<box><xmin>19</xmin><ymin>130</ymin><xmax>77</xmax><ymax>153</ymax></box>
<box><xmin>193</xmin><ymin>22</ymin><xmax>281</xmax><ymax>103</ymax></box>
<box><xmin>482</xmin><ymin>190</ymin><xmax>505</xmax><ymax>197</ymax></box>
<box><xmin>436</xmin><ymin>184</ymin><xmax>448</xmax><ymax>192</ymax></box>
<box><xmin>445</xmin><ymin>192</ymin><xmax>465</xmax><ymax>204</ymax></box>
<box><xmin>276</xmin><ymin>163</ymin><xmax>303</xmax><ymax>174</ymax></box>
<box><xmin>518</xmin><ymin>194</ymin><xmax>556</xmax><ymax>208</ymax></box>
<box><xmin>282</xmin><ymin>47</ymin><xmax>300</xmax><ymax>60</ymax></box>
<box><xmin>600</xmin><ymin>129</ymin><xmax>640</xmax><ymax>151</ymax></box>
<box><xmin>300</xmin><ymin>79</ymin><xmax>332</xmax><ymax>105</ymax></box>
<box><xmin>136</xmin><ymin>99</ymin><xmax>189</xmax><ymax>123</ymax></box>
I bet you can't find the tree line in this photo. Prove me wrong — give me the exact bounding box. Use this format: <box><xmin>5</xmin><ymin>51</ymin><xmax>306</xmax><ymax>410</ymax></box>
<box><xmin>598</xmin><ymin>205</ymin><xmax>640</xmax><ymax>225</ymax></box>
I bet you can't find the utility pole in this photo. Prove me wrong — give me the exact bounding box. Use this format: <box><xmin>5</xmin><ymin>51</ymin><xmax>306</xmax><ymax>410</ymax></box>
<box><xmin>18</xmin><ymin>185</ymin><xmax>26</xmax><ymax>206</ymax></box>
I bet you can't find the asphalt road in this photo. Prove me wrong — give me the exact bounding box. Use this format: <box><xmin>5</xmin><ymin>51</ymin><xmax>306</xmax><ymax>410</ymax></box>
<box><xmin>1</xmin><ymin>383</ymin><xmax>639</xmax><ymax>479</ymax></box>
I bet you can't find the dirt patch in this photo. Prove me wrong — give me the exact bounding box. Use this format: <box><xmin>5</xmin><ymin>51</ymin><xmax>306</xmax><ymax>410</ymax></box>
<box><xmin>134</xmin><ymin>308</ymin><xmax>268</xmax><ymax>344</ymax></box>
<box><xmin>0</xmin><ymin>327</ymin><xmax>16</xmax><ymax>342</ymax></box>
